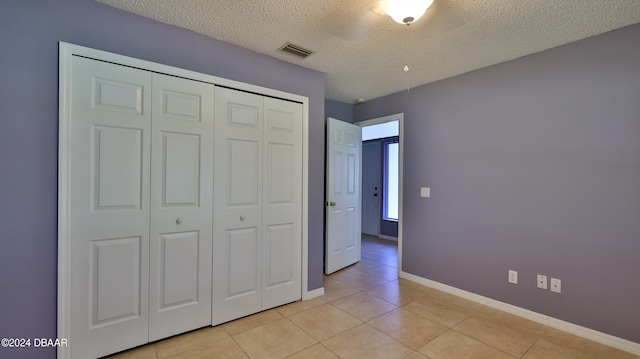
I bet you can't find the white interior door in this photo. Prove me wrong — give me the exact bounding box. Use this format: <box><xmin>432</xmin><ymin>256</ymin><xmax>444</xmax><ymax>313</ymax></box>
<box><xmin>262</xmin><ymin>97</ymin><xmax>303</xmax><ymax>309</ymax></box>
<box><xmin>362</xmin><ymin>141</ymin><xmax>381</xmax><ymax>236</ymax></box>
<box><xmin>212</xmin><ymin>87</ymin><xmax>264</xmax><ymax>324</ymax></box>
<box><xmin>69</xmin><ymin>57</ymin><xmax>152</xmax><ymax>358</ymax></box>
<box><xmin>149</xmin><ymin>74</ymin><xmax>214</xmax><ymax>341</ymax></box>
<box><xmin>325</xmin><ymin>117</ymin><xmax>362</xmax><ymax>274</ymax></box>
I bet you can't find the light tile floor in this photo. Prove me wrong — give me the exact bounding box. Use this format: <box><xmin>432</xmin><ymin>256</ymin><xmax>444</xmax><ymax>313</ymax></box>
<box><xmin>107</xmin><ymin>235</ymin><xmax>638</xmax><ymax>359</ymax></box>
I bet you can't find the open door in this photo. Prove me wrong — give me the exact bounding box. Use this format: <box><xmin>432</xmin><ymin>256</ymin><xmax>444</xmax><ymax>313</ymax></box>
<box><xmin>325</xmin><ymin>117</ymin><xmax>362</xmax><ymax>274</ymax></box>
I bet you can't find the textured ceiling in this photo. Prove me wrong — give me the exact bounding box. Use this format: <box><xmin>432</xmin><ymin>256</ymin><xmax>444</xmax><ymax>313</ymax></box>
<box><xmin>96</xmin><ymin>0</ymin><xmax>640</xmax><ymax>103</ymax></box>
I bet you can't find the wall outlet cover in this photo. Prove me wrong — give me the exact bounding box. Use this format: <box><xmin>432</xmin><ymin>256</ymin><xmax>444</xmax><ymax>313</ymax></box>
<box><xmin>537</xmin><ymin>274</ymin><xmax>548</xmax><ymax>290</ymax></box>
<box><xmin>508</xmin><ymin>270</ymin><xmax>518</xmax><ymax>284</ymax></box>
<box><xmin>551</xmin><ymin>278</ymin><xmax>561</xmax><ymax>293</ymax></box>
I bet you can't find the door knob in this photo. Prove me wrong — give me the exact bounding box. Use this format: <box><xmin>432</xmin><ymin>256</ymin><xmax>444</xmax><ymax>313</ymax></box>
<box><xmin>176</xmin><ymin>217</ymin><xmax>183</xmax><ymax>224</ymax></box>
<box><xmin>327</xmin><ymin>201</ymin><xmax>336</xmax><ymax>207</ymax></box>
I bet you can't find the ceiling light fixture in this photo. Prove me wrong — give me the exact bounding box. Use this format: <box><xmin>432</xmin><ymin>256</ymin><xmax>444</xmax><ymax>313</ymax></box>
<box><xmin>383</xmin><ymin>0</ymin><xmax>434</xmax><ymax>24</ymax></box>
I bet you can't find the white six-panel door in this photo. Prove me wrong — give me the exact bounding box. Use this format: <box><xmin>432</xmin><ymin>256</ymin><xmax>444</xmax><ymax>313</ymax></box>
<box><xmin>262</xmin><ymin>97</ymin><xmax>303</xmax><ymax>309</ymax></box>
<box><xmin>212</xmin><ymin>87</ymin><xmax>302</xmax><ymax>325</ymax></box>
<box><xmin>149</xmin><ymin>74</ymin><xmax>214</xmax><ymax>341</ymax></box>
<box><xmin>212</xmin><ymin>88</ymin><xmax>264</xmax><ymax>324</ymax></box>
<box><xmin>325</xmin><ymin>118</ymin><xmax>362</xmax><ymax>274</ymax></box>
<box><xmin>69</xmin><ymin>56</ymin><xmax>152</xmax><ymax>358</ymax></box>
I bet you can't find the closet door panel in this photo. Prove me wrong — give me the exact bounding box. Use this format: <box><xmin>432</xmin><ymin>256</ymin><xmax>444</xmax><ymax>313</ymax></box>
<box><xmin>213</xmin><ymin>87</ymin><xmax>263</xmax><ymax>325</ymax></box>
<box><xmin>262</xmin><ymin>98</ymin><xmax>303</xmax><ymax>309</ymax></box>
<box><xmin>157</xmin><ymin>232</ymin><xmax>200</xmax><ymax>306</ymax></box>
<box><xmin>69</xmin><ymin>56</ymin><xmax>152</xmax><ymax>359</ymax></box>
<box><xmin>149</xmin><ymin>74</ymin><xmax>214</xmax><ymax>341</ymax></box>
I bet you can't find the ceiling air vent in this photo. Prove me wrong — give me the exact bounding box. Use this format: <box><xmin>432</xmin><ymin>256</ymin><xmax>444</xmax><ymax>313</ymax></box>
<box><xmin>279</xmin><ymin>42</ymin><xmax>315</xmax><ymax>59</ymax></box>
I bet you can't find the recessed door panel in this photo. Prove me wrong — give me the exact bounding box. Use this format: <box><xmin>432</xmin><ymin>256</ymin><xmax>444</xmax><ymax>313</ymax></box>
<box><xmin>158</xmin><ymin>232</ymin><xmax>199</xmax><ymax>310</ymax></box>
<box><xmin>228</xmin><ymin>139</ymin><xmax>259</xmax><ymax>206</ymax></box>
<box><xmin>228</xmin><ymin>103</ymin><xmax>260</xmax><ymax>128</ymax></box>
<box><xmin>329</xmin><ymin>209</ymin><xmax>343</xmax><ymax>255</ymax></box>
<box><xmin>346</xmin><ymin>207</ymin><xmax>356</xmax><ymax>249</ymax></box>
<box><xmin>91</xmin><ymin>236</ymin><xmax>141</xmax><ymax>326</ymax></box>
<box><xmin>347</xmin><ymin>153</ymin><xmax>356</xmax><ymax>194</ymax></box>
<box><xmin>161</xmin><ymin>90</ymin><xmax>201</xmax><ymax>121</ymax></box>
<box><xmin>162</xmin><ymin>132</ymin><xmax>200</xmax><ymax>206</ymax></box>
<box><xmin>334</xmin><ymin>127</ymin><xmax>344</xmax><ymax>144</ymax></box>
<box><xmin>227</xmin><ymin>228</ymin><xmax>259</xmax><ymax>297</ymax></box>
<box><xmin>267</xmin><ymin>143</ymin><xmax>294</xmax><ymax>204</ymax></box>
<box><xmin>267</xmin><ymin>109</ymin><xmax>294</xmax><ymax>132</ymax></box>
<box><xmin>333</xmin><ymin>151</ymin><xmax>344</xmax><ymax>194</ymax></box>
<box><xmin>265</xmin><ymin>224</ymin><xmax>293</xmax><ymax>287</ymax></box>
<box><xmin>347</xmin><ymin>131</ymin><xmax>357</xmax><ymax>147</ymax></box>
<box><xmin>93</xmin><ymin>77</ymin><xmax>143</xmax><ymax>115</ymax></box>
<box><xmin>93</xmin><ymin>126</ymin><xmax>143</xmax><ymax>210</ymax></box>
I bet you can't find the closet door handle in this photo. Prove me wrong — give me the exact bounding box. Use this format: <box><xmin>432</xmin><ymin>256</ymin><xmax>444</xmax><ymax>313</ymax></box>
<box><xmin>240</xmin><ymin>215</ymin><xmax>245</xmax><ymax>221</ymax></box>
<box><xmin>176</xmin><ymin>217</ymin><xmax>183</xmax><ymax>225</ymax></box>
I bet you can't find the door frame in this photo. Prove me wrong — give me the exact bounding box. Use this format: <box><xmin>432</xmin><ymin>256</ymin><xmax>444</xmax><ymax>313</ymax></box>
<box><xmin>355</xmin><ymin>113</ymin><xmax>404</xmax><ymax>270</ymax></box>
<box><xmin>58</xmin><ymin>42</ymin><xmax>310</xmax><ymax>359</ymax></box>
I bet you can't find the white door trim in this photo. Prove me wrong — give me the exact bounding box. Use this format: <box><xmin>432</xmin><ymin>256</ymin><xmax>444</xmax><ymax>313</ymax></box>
<box><xmin>58</xmin><ymin>42</ymin><xmax>310</xmax><ymax>359</ymax></box>
<box><xmin>355</xmin><ymin>113</ymin><xmax>404</xmax><ymax>271</ymax></box>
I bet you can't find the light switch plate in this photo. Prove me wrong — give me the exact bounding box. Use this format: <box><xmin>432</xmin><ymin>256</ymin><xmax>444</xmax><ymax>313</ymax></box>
<box><xmin>421</xmin><ymin>187</ymin><xmax>431</xmax><ymax>198</ymax></box>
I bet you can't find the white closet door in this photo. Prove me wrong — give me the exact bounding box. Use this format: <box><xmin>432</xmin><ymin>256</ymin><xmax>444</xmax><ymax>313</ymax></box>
<box><xmin>261</xmin><ymin>97</ymin><xmax>303</xmax><ymax>309</ymax></box>
<box><xmin>212</xmin><ymin>87</ymin><xmax>263</xmax><ymax>325</ymax></box>
<box><xmin>69</xmin><ymin>57</ymin><xmax>152</xmax><ymax>358</ymax></box>
<box><xmin>148</xmin><ymin>74</ymin><xmax>214</xmax><ymax>341</ymax></box>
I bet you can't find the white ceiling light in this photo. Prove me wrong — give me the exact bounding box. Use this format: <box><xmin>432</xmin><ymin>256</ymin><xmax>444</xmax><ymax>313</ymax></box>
<box><xmin>383</xmin><ymin>0</ymin><xmax>434</xmax><ymax>24</ymax></box>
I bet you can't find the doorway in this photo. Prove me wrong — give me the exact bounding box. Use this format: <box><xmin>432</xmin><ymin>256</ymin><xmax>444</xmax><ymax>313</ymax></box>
<box><xmin>356</xmin><ymin>113</ymin><xmax>404</xmax><ymax>270</ymax></box>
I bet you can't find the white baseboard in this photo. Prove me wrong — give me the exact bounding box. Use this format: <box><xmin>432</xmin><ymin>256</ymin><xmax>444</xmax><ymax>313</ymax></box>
<box><xmin>399</xmin><ymin>271</ymin><xmax>640</xmax><ymax>355</ymax></box>
<box><xmin>378</xmin><ymin>234</ymin><xmax>398</xmax><ymax>241</ymax></box>
<box><xmin>302</xmin><ymin>287</ymin><xmax>325</xmax><ymax>300</ymax></box>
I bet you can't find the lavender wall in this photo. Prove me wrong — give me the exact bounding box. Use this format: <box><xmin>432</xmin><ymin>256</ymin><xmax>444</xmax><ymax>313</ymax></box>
<box><xmin>355</xmin><ymin>24</ymin><xmax>640</xmax><ymax>343</ymax></box>
<box><xmin>0</xmin><ymin>1</ymin><xmax>324</xmax><ymax>357</ymax></box>
<box><xmin>325</xmin><ymin>99</ymin><xmax>354</xmax><ymax>123</ymax></box>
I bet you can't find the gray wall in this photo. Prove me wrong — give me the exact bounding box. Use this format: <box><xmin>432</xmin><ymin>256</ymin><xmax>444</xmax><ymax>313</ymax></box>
<box><xmin>355</xmin><ymin>24</ymin><xmax>640</xmax><ymax>342</ymax></box>
<box><xmin>0</xmin><ymin>1</ymin><xmax>324</xmax><ymax>358</ymax></box>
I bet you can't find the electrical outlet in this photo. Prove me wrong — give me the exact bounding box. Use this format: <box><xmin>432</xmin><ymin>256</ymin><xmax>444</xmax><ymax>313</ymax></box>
<box><xmin>551</xmin><ymin>278</ymin><xmax>561</xmax><ymax>293</ymax></box>
<box><xmin>508</xmin><ymin>270</ymin><xmax>518</xmax><ymax>284</ymax></box>
<box><xmin>537</xmin><ymin>275</ymin><xmax>547</xmax><ymax>289</ymax></box>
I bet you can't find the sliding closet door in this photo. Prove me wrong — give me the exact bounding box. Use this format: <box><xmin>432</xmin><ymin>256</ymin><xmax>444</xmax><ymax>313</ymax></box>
<box><xmin>148</xmin><ymin>74</ymin><xmax>214</xmax><ymax>341</ymax></box>
<box><xmin>212</xmin><ymin>87</ymin><xmax>263</xmax><ymax>324</ymax></box>
<box><xmin>68</xmin><ymin>57</ymin><xmax>152</xmax><ymax>358</ymax></box>
<box><xmin>261</xmin><ymin>98</ymin><xmax>303</xmax><ymax>309</ymax></box>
